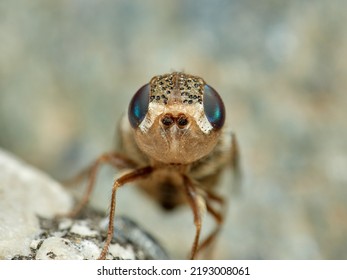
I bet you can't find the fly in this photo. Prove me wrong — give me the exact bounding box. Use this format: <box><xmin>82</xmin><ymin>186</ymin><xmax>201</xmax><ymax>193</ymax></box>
<box><xmin>64</xmin><ymin>72</ymin><xmax>240</xmax><ymax>259</ymax></box>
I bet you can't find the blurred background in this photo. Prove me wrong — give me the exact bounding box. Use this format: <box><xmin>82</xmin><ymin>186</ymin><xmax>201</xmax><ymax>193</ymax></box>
<box><xmin>1</xmin><ymin>0</ymin><xmax>347</xmax><ymax>259</ymax></box>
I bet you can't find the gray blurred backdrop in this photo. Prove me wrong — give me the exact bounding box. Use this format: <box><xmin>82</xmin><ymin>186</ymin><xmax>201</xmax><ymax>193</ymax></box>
<box><xmin>1</xmin><ymin>0</ymin><xmax>347</xmax><ymax>259</ymax></box>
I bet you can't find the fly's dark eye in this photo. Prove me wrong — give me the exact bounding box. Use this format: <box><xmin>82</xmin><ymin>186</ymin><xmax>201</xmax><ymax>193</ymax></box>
<box><xmin>203</xmin><ymin>84</ymin><xmax>225</xmax><ymax>129</ymax></box>
<box><xmin>128</xmin><ymin>83</ymin><xmax>150</xmax><ymax>128</ymax></box>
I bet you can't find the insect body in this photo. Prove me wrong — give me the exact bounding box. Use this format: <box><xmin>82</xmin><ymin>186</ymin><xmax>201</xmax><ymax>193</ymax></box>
<box><xmin>67</xmin><ymin>72</ymin><xmax>240</xmax><ymax>259</ymax></box>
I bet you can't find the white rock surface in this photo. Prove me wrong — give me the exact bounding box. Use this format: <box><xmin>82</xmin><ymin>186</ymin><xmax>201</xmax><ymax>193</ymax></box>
<box><xmin>0</xmin><ymin>149</ymin><xmax>73</xmax><ymax>259</ymax></box>
<box><xmin>0</xmin><ymin>149</ymin><xmax>168</xmax><ymax>260</ymax></box>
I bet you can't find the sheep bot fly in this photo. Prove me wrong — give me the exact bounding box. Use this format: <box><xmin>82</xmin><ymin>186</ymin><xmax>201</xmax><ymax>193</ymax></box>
<box><xmin>65</xmin><ymin>72</ymin><xmax>240</xmax><ymax>259</ymax></box>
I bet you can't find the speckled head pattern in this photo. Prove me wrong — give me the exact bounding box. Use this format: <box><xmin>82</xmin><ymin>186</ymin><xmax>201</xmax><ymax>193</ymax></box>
<box><xmin>149</xmin><ymin>72</ymin><xmax>204</xmax><ymax>106</ymax></box>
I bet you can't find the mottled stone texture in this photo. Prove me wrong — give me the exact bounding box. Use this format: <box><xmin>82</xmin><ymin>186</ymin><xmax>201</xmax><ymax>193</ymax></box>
<box><xmin>0</xmin><ymin>150</ymin><xmax>73</xmax><ymax>259</ymax></box>
<box><xmin>1</xmin><ymin>0</ymin><xmax>346</xmax><ymax>259</ymax></box>
<box><xmin>0</xmin><ymin>150</ymin><xmax>168</xmax><ymax>260</ymax></box>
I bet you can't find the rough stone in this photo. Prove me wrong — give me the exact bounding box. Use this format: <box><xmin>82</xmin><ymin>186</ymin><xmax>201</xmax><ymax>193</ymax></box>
<box><xmin>0</xmin><ymin>149</ymin><xmax>73</xmax><ymax>259</ymax></box>
<box><xmin>0</xmin><ymin>149</ymin><xmax>168</xmax><ymax>260</ymax></box>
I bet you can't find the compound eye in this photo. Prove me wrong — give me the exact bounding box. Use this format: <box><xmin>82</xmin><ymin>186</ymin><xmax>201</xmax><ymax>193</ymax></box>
<box><xmin>128</xmin><ymin>83</ymin><xmax>150</xmax><ymax>128</ymax></box>
<box><xmin>203</xmin><ymin>84</ymin><xmax>225</xmax><ymax>129</ymax></box>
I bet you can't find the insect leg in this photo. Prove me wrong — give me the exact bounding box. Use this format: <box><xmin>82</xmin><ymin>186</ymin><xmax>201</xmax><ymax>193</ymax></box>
<box><xmin>98</xmin><ymin>166</ymin><xmax>153</xmax><ymax>260</ymax></box>
<box><xmin>196</xmin><ymin>192</ymin><xmax>225</xmax><ymax>256</ymax></box>
<box><xmin>182</xmin><ymin>175</ymin><xmax>203</xmax><ymax>260</ymax></box>
<box><xmin>63</xmin><ymin>152</ymin><xmax>136</xmax><ymax>218</ymax></box>
<box><xmin>63</xmin><ymin>152</ymin><xmax>136</xmax><ymax>186</ymax></box>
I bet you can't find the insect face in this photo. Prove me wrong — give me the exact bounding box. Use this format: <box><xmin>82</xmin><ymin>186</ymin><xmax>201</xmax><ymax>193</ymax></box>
<box><xmin>128</xmin><ymin>72</ymin><xmax>225</xmax><ymax>165</ymax></box>
<box><xmin>64</xmin><ymin>72</ymin><xmax>239</xmax><ymax>260</ymax></box>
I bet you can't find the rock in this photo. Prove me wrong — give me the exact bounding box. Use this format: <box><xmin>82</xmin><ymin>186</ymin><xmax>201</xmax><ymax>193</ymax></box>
<box><xmin>0</xmin><ymin>149</ymin><xmax>168</xmax><ymax>260</ymax></box>
<box><xmin>12</xmin><ymin>210</ymin><xmax>168</xmax><ymax>260</ymax></box>
<box><xmin>0</xmin><ymin>149</ymin><xmax>73</xmax><ymax>259</ymax></box>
